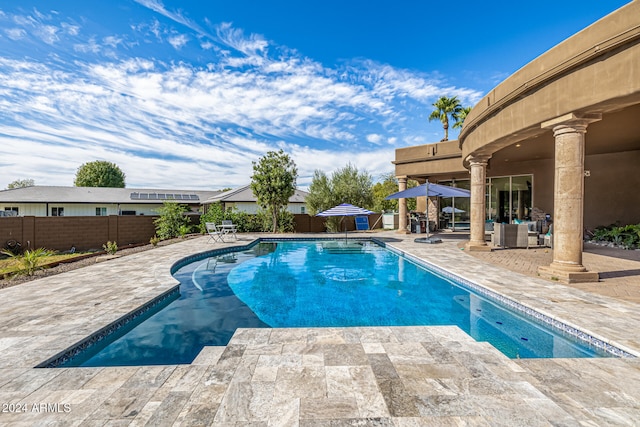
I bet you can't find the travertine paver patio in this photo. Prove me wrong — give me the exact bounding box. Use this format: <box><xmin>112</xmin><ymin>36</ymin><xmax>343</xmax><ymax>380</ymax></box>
<box><xmin>467</xmin><ymin>241</ymin><xmax>640</xmax><ymax>303</ymax></box>
<box><xmin>0</xmin><ymin>231</ymin><xmax>639</xmax><ymax>425</ymax></box>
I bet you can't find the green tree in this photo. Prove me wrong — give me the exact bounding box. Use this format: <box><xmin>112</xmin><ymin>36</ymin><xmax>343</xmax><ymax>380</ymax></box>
<box><xmin>306</xmin><ymin>163</ymin><xmax>373</xmax><ymax>232</ymax></box>
<box><xmin>154</xmin><ymin>202</ymin><xmax>191</xmax><ymax>239</ymax></box>
<box><xmin>6</xmin><ymin>179</ymin><xmax>34</xmax><ymax>189</ymax></box>
<box><xmin>331</xmin><ymin>163</ymin><xmax>373</xmax><ymax>209</ymax></box>
<box><xmin>250</xmin><ymin>150</ymin><xmax>298</xmax><ymax>233</ymax></box>
<box><xmin>307</xmin><ymin>164</ymin><xmax>373</xmax><ymax>214</ymax></box>
<box><xmin>305</xmin><ymin>170</ymin><xmax>333</xmax><ymax>214</ymax></box>
<box><xmin>372</xmin><ymin>173</ymin><xmax>418</xmax><ymax>213</ymax></box>
<box><xmin>429</xmin><ymin>96</ymin><xmax>463</xmax><ymax>141</ymax></box>
<box><xmin>452</xmin><ymin>106</ymin><xmax>472</xmax><ymax>130</ymax></box>
<box><xmin>74</xmin><ymin>161</ymin><xmax>126</xmax><ymax>187</ymax></box>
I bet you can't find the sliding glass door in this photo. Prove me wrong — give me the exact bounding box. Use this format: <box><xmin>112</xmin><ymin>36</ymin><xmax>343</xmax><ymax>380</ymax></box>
<box><xmin>486</xmin><ymin>175</ymin><xmax>533</xmax><ymax>223</ymax></box>
<box><xmin>437</xmin><ymin>179</ymin><xmax>471</xmax><ymax>230</ymax></box>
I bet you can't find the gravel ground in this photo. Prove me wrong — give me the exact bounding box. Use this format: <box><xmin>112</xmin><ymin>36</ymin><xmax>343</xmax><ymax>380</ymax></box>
<box><xmin>0</xmin><ymin>235</ymin><xmax>200</xmax><ymax>290</ymax></box>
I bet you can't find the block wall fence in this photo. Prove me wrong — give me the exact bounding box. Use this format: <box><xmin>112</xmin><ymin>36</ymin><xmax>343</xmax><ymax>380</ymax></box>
<box><xmin>0</xmin><ymin>213</ymin><xmax>382</xmax><ymax>252</ymax></box>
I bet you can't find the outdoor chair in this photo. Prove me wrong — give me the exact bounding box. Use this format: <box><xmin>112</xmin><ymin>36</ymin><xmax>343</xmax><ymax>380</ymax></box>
<box><xmin>221</xmin><ymin>220</ymin><xmax>238</xmax><ymax>240</ymax></box>
<box><xmin>544</xmin><ymin>224</ymin><xmax>554</xmax><ymax>248</ymax></box>
<box><xmin>205</xmin><ymin>222</ymin><xmax>224</xmax><ymax>243</ymax></box>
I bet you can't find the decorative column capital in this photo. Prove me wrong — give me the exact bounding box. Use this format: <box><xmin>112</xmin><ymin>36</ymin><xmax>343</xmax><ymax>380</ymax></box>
<box><xmin>466</xmin><ymin>154</ymin><xmax>491</xmax><ymax>167</ymax></box>
<box><xmin>396</xmin><ymin>175</ymin><xmax>408</xmax><ymax>183</ymax></box>
<box><xmin>541</xmin><ymin>112</ymin><xmax>602</xmax><ymax>134</ymax></box>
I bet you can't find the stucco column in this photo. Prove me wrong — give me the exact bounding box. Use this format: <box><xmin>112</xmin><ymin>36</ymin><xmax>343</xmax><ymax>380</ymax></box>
<box><xmin>396</xmin><ymin>176</ymin><xmax>410</xmax><ymax>234</ymax></box>
<box><xmin>538</xmin><ymin>113</ymin><xmax>601</xmax><ymax>283</ymax></box>
<box><xmin>465</xmin><ymin>155</ymin><xmax>492</xmax><ymax>252</ymax></box>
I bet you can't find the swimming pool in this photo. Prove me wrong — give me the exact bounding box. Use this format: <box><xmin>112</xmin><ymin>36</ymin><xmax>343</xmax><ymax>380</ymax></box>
<box><xmin>56</xmin><ymin>238</ymin><xmax>626</xmax><ymax>367</ymax></box>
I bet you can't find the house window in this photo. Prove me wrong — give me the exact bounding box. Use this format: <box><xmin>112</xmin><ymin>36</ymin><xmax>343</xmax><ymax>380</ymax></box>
<box><xmin>51</xmin><ymin>207</ymin><xmax>64</xmax><ymax>217</ymax></box>
<box><xmin>4</xmin><ymin>207</ymin><xmax>18</xmax><ymax>214</ymax></box>
<box><xmin>96</xmin><ymin>207</ymin><xmax>107</xmax><ymax>216</ymax></box>
<box><xmin>300</xmin><ymin>206</ymin><xmax>305</xmax><ymax>214</ymax></box>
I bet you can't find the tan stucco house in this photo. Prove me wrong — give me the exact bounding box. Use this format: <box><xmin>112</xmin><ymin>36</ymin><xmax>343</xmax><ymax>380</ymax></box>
<box><xmin>393</xmin><ymin>1</ymin><xmax>640</xmax><ymax>283</ymax></box>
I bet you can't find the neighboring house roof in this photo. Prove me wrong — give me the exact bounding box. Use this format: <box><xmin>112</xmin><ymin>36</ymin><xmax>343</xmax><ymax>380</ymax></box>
<box><xmin>203</xmin><ymin>184</ymin><xmax>308</xmax><ymax>204</ymax></box>
<box><xmin>0</xmin><ymin>186</ymin><xmax>222</xmax><ymax>204</ymax></box>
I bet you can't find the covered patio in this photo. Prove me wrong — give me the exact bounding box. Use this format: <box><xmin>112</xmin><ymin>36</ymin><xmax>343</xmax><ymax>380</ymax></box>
<box><xmin>393</xmin><ymin>1</ymin><xmax>640</xmax><ymax>284</ymax></box>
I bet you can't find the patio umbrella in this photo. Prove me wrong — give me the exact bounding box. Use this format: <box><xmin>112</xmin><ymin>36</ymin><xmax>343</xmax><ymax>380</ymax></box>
<box><xmin>316</xmin><ymin>203</ymin><xmax>375</xmax><ymax>240</ymax></box>
<box><xmin>385</xmin><ymin>180</ymin><xmax>471</xmax><ymax>243</ymax></box>
<box><xmin>442</xmin><ymin>206</ymin><xmax>466</xmax><ymax>214</ymax></box>
<box><xmin>385</xmin><ymin>182</ymin><xmax>471</xmax><ymax>199</ymax></box>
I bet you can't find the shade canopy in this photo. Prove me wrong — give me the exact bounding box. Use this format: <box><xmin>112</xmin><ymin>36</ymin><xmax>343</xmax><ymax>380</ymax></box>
<box><xmin>316</xmin><ymin>203</ymin><xmax>375</xmax><ymax>217</ymax></box>
<box><xmin>385</xmin><ymin>182</ymin><xmax>471</xmax><ymax>199</ymax></box>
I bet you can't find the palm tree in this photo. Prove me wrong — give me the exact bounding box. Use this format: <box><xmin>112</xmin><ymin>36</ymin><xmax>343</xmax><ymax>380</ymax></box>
<box><xmin>428</xmin><ymin>96</ymin><xmax>462</xmax><ymax>141</ymax></box>
<box><xmin>452</xmin><ymin>106</ymin><xmax>472</xmax><ymax>130</ymax></box>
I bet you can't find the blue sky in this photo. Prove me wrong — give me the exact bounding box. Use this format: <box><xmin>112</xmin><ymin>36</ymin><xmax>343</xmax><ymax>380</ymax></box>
<box><xmin>0</xmin><ymin>0</ymin><xmax>631</xmax><ymax>190</ymax></box>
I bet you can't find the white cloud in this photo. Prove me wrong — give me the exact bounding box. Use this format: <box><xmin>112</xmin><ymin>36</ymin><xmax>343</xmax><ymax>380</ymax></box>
<box><xmin>200</xmin><ymin>40</ymin><xmax>214</xmax><ymax>50</ymax></box>
<box><xmin>168</xmin><ymin>33</ymin><xmax>188</xmax><ymax>50</ymax></box>
<box><xmin>0</xmin><ymin>8</ymin><xmax>485</xmax><ymax>190</ymax></box>
<box><xmin>4</xmin><ymin>28</ymin><xmax>26</xmax><ymax>40</ymax></box>
<box><xmin>104</xmin><ymin>35</ymin><xmax>124</xmax><ymax>48</ymax></box>
<box><xmin>3</xmin><ymin>9</ymin><xmax>84</xmax><ymax>47</ymax></box>
<box><xmin>134</xmin><ymin>0</ymin><xmax>210</xmax><ymax>38</ymax></box>
<box><xmin>366</xmin><ymin>134</ymin><xmax>383</xmax><ymax>144</ymax></box>
<box><xmin>216</xmin><ymin>22</ymin><xmax>268</xmax><ymax>57</ymax></box>
<box><xmin>61</xmin><ymin>22</ymin><xmax>80</xmax><ymax>36</ymax></box>
<box><xmin>12</xmin><ymin>15</ymin><xmax>36</xmax><ymax>27</ymax></box>
<box><xmin>74</xmin><ymin>37</ymin><xmax>101</xmax><ymax>54</ymax></box>
<box><xmin>33</xmin><ymin>24</ymin><xmax>59</xmax><ymax>45</ymax></box>
<box><xmin>350</xmin><ymin>60</ymin><xmax>484</xmax><ymax>107</ymax></box>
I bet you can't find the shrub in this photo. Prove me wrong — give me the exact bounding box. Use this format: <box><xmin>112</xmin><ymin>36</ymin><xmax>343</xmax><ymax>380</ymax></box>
<box><xmin>103</xmin><ymin>241</ymin><xmax>118</xmax><ymax>255</ymax></box>
<box><xmin>200</xmin><ymin>203</ymin><xmax>265</xmax><ymax>233</ymax></box>
<box><xmin>150</xmin><ymin>235</ymin><xmax>160</xmax><ymax>247</ymax></box>
<box><xmin>276</xmin><ymin>209</ymin><xmax>295</xmax><ymax>233</ymax></box>
<box><xmin>592</xmin><ymin>226</ymin><xmax>611</xmax><ymax>242</ymax></box>
<box><xmin>154</xmin><ymin>202</ymin><xmax>191</xmax><ymax>239</ymax></box>
<box><xmin>178</xmin><ymin>224</ymin><xmax>193</xmax><ymax>238</ymax></box>
<box><xmin>591</xmin><ymin>223</ymin><xmax>640</xmax><ymax>249</ymax></box>
<box><xmin>237</xmin><ymin>211</ymin><xmax>265</xmax><ymax>232</ymax></box>
<box><xmin>0</xmin><ymin>247</ymin><xmax>53</xmax><ymax>276</ymax></box>
<box><xmin>199</xmin><ymin>203</ymin><xmax>225</xmax><ymax>233</ymax></box>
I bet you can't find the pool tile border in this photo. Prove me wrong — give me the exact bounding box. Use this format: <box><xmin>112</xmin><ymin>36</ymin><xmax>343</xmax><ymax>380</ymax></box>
<box><xmin>36</xmin><ymin>285</ymin><xmax>181</xmax><ymax>368</ymax></box>
<box><xmin>374</xmin><ymin>238</ymin><xmax>637</xmax><ymax>358</ymax></box>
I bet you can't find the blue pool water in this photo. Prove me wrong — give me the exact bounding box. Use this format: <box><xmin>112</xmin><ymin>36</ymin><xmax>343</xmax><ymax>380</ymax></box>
<box><xmin>61</xmin><ymin>240</ymin><xmax>613</xmax><ymax>367</ymax></box>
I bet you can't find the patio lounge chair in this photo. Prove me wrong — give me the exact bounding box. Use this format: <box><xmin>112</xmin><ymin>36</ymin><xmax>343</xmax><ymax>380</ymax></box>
<box><xmin>206</xmin><ymin>222</ymin><xmax>224</xmax><ymax>243</ymax></box>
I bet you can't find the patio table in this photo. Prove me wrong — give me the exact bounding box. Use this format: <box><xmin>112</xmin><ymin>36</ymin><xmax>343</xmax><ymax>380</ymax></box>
<box><xmin>219</xmin><ymin>223</ymin><xmax>237</xmax><ymax>240</ymax></box>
